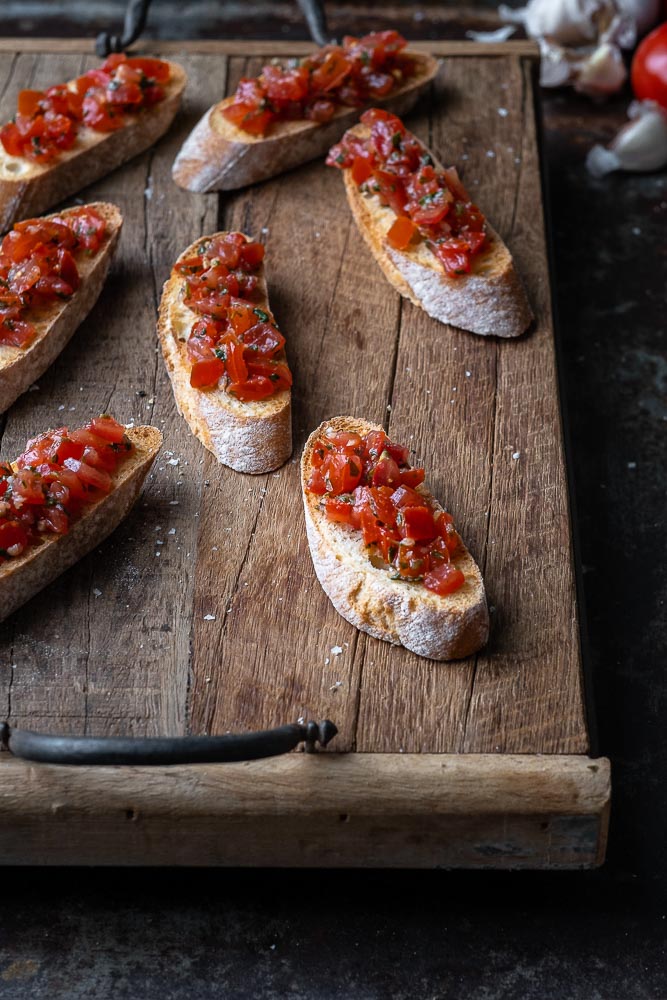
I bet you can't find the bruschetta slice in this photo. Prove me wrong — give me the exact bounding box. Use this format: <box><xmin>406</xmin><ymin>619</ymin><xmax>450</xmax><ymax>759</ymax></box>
<box><xmin>0</xmin><ymin>202</ymin><xmax>122</xmax><ymax>414</ymax></box>
<box><xmin>0</xmin><ymin>54</ymin><xmax>186</xmax><ymax>231</ymax></box>
<box><xmin>0</xmin><ymin>416</ymin><xmax>161</xmax><ymax>623</ymax></box>
<box><xmin>157</xmin><ymin>231</ymin><xmax>292</xmax><ymax>474</ymax></box>
<box><xmin>327</xmin><ymin>109</ymin><xmax>533</xmax><ymax>338</ymax></box>
<box><xmin>302</xmin><ymin>416</ymin><xmax>489</xmax><ymax>661</ymax></box>
<box><xmin>172</xmin><ymin>31</ymin><xmax>438</xmax><ymax>192</ymax></box>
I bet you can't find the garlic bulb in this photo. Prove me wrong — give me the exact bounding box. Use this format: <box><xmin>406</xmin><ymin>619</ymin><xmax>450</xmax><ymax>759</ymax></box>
<box><xmin>586</xmin><ymin>100</ymin><xmax>667</xmax><ymax>175</ymax></box>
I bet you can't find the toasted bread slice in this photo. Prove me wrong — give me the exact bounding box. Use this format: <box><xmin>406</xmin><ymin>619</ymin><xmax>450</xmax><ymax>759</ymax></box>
<box><xmin>0</xmin><ymin>62</ymin><xmax>187</xmax><ymax>231</ymax></box>
<box><xmin>172</xmin><ymin>52</ymin><xmax>438</xmax><ymax>193</ymax></box>
<box><xmin>0</xmin><ymin>424</ymin><xmax>161</xmax><ymax>623</ymax></box>
<box><xmin>342</xmin><ymin>124</ymin><xmax>533</xmax><ymax>338</ymax></box>
<box><xmin>0</xmin><ymin>202</ymin><xmax>123</xmax><ymax>414</ymax></box>
<box><xmin>301</xmin><ymin>416</ymin><xmax>489</xmax><ymax>661</ymax></box>
<box><xmin>157</xmin><ymin>233</ymin><xmax>292</xmax><ymax>474</ymax></box>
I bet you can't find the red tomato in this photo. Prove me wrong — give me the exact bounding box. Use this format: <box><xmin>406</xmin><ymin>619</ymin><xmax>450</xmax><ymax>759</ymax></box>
<box><xmin>399</xmin><ymin>505</ymin><xmax>437</xmax><ymax>541</ymax></box>
<box><xmin>631</xmin><ymin>22</ymin><xmax>667</xmax><ymax>110</ymax></box>
<box><xmin>371</xmin><ymin>451</ymin><xmax>401</xmax><ymax>488</ymax></box>
<box><xmin>64</xmin><ymin>459</ymin><xmax>112</xmax><ymax>493</ymax></box>
<box><xmin>241</xmin><ymin>321</ymin><xmax>285</xmax><ymax>356</ymax></box>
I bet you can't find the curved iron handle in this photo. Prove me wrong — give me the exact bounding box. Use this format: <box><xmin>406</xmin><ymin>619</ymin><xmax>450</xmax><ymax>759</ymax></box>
<box><xmin>0</xmin><ymin>719</ymin><xmax>337</xmax><ymax>766</ymax></box>
<box><xmin>296</xmin><ymin>0</ymin><xmax>332</xmax><ymax>46</ymax></box>
<box><xmin>96</xmin><ymin>0</ymin><xmax>154</xmax><ymax>57</ymax></box>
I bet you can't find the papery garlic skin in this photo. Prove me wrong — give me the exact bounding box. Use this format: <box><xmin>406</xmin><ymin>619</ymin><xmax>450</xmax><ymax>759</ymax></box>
<box><xmin>586</xmin><ymin>100</ymin><xmax>667</xmax><ymax>175</ymax></box>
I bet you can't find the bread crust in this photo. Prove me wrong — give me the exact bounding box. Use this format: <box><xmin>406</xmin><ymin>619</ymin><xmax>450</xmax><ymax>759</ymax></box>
<box><xmin>0</xmin><ymin>424</ymin><xmax>162</xmax><ymax>623</ymax></box>
<box><xmin>172</xmin><ymin>52</ymin><xmax>438</xmax><ymax>193</ymax></box>
<box><xmin>157</xmin><ymin>233</ymin><xmax>292</xmax><ymax>474</ymax></box>
<box><xmin>341</xmin><ymin>124</ymin><xmax>533</xmax><ymax>339</ymax></box>
<box><xmin>0</xmin><ymin>62</ymin><xmax>187</xmax><ymax>231</ymax></box>
<box><xmin>0</xmin><ymin>202</ymin><xmax>123</xmax><ymax>413</ymax></box>
<box><xmin>301</xmin><ymin>416</ymin><xmax>489</xmax><ymax>661</ymax></box>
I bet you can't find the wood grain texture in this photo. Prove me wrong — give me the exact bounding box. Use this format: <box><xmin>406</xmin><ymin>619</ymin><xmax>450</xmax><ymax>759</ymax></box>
<box><xmin>0</xmin><ymin>48</ymin><xmax>587</xmax><ymax>775</ymax></box>
<box><xmin>0</xmin><ymin>754</ymin><xmax>610</xmax><ymax>868</ymax></box>
<box><xmin>0</xmin><ymin>39</ymin><xmax>540</xmax><ymax>58</ymax></box>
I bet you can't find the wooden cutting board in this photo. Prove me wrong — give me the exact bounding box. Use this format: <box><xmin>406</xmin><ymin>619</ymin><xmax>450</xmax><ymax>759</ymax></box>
<box><xmin>0</xmin><ymin>39</ymin><xmax>610</xmax><ymax>868</ymax></box>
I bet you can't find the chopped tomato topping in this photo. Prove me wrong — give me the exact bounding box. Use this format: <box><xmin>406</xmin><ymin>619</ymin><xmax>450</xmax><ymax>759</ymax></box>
<box><xmin>222</xmin><ymin>31</ymin><xmax>414</xmax><ymax>137</ymax></box>
<box><xmin>0</xmin><ymin>54</ymin><xmax>170</xmax><ymax>163</ymax></box>
<box><xmin>306</xmin><ymin>428</ymin><xmax>464</xmax><ymax>596</ymax></box>
<box><xmin>0</xmin><ymin>416</ymin><xmax>132</xmax><ymax>563</ymax></box>
<box><xmin>176</xmin><ymin>233</ymin><xmax>292</xmax><ymax>401</ymax></box>
<box><xmin>327</xmin><ymin>109</ymin><xmax>488</xmax><ymax>278</ymax></box>
<box><xmin>0</xmin><ymin>208</ymin><xmax>107</xmax><ymax>349</ymax></box>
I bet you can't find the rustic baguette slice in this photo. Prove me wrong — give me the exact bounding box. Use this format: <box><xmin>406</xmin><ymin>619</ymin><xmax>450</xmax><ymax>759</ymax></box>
<box><xmin>172</xmin><ymin>52</ymin><xmax>438</xmax><ymax>193</ymax></box>
<box><xmin>157</xmin><ymin>233</ymin><xmax>292</xmax><ymax>474</ymax></box>
<box><xmin>0</xmin><ymin>61</ymin><xmax>187</xmax><ymax>231</ymax></box>
<box><xmin>342</xmin><ymin>124</ymin><xmax>533</xmax><ymax>338</ymax></box>
<box><xmin>0</xmin><ymin>424</ymin><xmax>162</xmax><ymax>624</ymax></box>
<box><xmin>302</xmin><ymin>416</ymin><xmax>489</xmax><ymax>661</ymax></box>
<box><xmin>0</xmin><ymin>202</ymin><xmax>123</xmax><ymax>414</ymax></box>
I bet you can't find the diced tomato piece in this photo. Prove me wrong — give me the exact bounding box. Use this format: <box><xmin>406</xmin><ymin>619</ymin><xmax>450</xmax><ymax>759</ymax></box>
<box><xmin>89</xmin><ymin>416</ymin><xmax>126</xmax><ymax>444</ymax></box>
<box><xmin>391</xmin><ymin>484</ymin><xmax>426</xmax><ymax>508</ymax></box>
<box><xmin>0</xmin><ymin>318</ymin><xmax>36</xmax><ymax>347</ymax></box>
<box><xmin>228</xmin><ymin>375</ymin><xmax>275</xmax><ymax>401</ymax></box>
<box><xmin>399</xmin><ymin>505</ymin><xmax>436</xmax><ymax>541</ymax></box>
<box><xmin>246</xmin><ymin>358</ymin><xmax>292</xmax><ymax>390</ymax></box>
<box><xmin>311</xmin><ymin>51</ymin><xmax>352</xmax><ymax>93</ymax></box>
<box><xmin>322</xmin><ymin>452</ymin><xmax>363</xmax><ymax>494</ymax></box>
<box><xmin>190</xmin><ymin>357</ymin><xmax>225</xmax><ymax>389</ymax></box>
<box><xmin>39</xmin><ymin>504</ymin><xmax>69</xmax><ymax>535</ymax></box>
<box><xmin>12</xmin><ymin>469</ymin><xmax>46</xmax><ymax>505</ymax></box>
<box><xmin>324</xmin><ymin>495</ymin><xmax>356</xmax><ymax>524</ymax></box>
<box><xmin>360</xmin><ymin>506</ymin><xmax>383</xmax><ymax>546</ymax></box>
<box><xmin>387</xmin><ymin>215</ymin><xmax>417</xmax><ymax>250</ymax></box>
<box><xmin>371</xmin><ymin>450</ymin><xmax>401</xmax><ymax>488</ymax></box>
<box><xmin>308</xmin><ymin>99</ymin><xmax>336</xmax><ymax>123</ymax></box>
<box><xmin>399</xmin><ymin>467</ymin><xmax>425</xmax><ymax>488</ymax></box>
<box><xmin>239</xmin><ymin>241</ymin><xmax>265</xmax><ymax>269</ymax></box>
<box><xmin>394</xmin><ymin>540</ymin><xmax>430</xmax><ymax>580</ymax></box>
<box><xmin>424</xmin><ymin>562</ymin><xmax>465</xmax><ymax>596</ymax></box>
<box><xmin>0</xmin><ymin>520</ymin><xmax>29</xmax><ymax>557</ymax></box>
<box><xmin>126</xmin><ymin>57</ymin><xmax>171</xmax><ymax>83</ymax></box>
<box><xmin>63</xmin><ymin>459</ymin><xmax>112</xmax><ymax>493</ymax></box>
<box><xmin>227</xmin><ymin>298</ymin><xmax>257</xmax><ymax>336</ymax></box>
<box><xmin>52</xmin><ymin>466</ymin><xmax>87</xmax><ymax>501</ymax></box>
<box><xmin>241</xmin><ymin>321</ymin><xmax>285</xmax><ymax>356</ymax></box>
<box><xmin>351</xmin><ymin>155</ymin><xmax>373</xmax><ymax>185</ymax></box>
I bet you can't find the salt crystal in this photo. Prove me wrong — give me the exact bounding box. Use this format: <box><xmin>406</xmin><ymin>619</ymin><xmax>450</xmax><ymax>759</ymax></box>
<box><xmin>93</xmin><ymin>588</ymin><xmax>102</xmax><ymax>598</ymax></box>
<box><xmin>512</xmin><ymin>451</ymin><xmax>521</xmax><ymax>460</ymax></box>
<box><xmin>331</xmin><ymin>645</ymin><xmax>343</xmax><ymax>656</ymax></box>
<box><xmin>465</xmin><ymin>371</ymin><xmax>471</xmax><ymax>377</ymax></box>
<box><xmin>497</xmin><ymin>108</ymin><xmax>508</xmax><ymax>117</ymax></box>
<box><xmin>203</xmin><ymin>614</ymin><xmax>216</xmax><ymax>621</ymax></box>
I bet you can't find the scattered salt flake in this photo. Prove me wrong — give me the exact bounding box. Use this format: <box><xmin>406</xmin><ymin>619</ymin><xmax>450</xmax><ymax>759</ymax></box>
<box><xmin>461</xmin><ymin>153</ymin><xmax>469</xmax><ymax>160</ymax></box>
<box><xmin>58</xmin><ymin>404</ymin><xmax>65</xmax><ymax>411</ymax></box>
<box><xmin>387</xmin><ymin>404</ymin><xmax>392</xmax><ymax>411</ymax></box>
<box><xmin>212</xmin><ymin>546</ymin><xmax>218</xmax><ymax>551</ymax></box>
<box><xmin>512</xmin><ymin>451</ymin><xmax>521</xmax><ymax>460</ymax></box>
<box><xmin>627</xmin><ymin>461</ymin><xmax>637</xmax><ymax>469</ymax></box>
<box><xmin>269</xmin><ymin>944</ymin><xmax>276</xmax><ymax>951</ymax></box>
<box><xmin>331</xmin><ymin>645</ymin><xmax>343</xmax><ymax>656</ymax></box>
<box><xmin>167</xmin><ymin>458</ymin><xmax>179</xmax><ymax>466</ymax></box>
<box><xmin>486</xmin><ymin>150</ymin><xmax>495</xmax><ymax>158</ymax></box>
<box><xmin>465</xmin><ymin>370</ymin><xmax>472</xmax><ymax>377</ymax></box>
<box><xmin>297</xmin><ymin>716</ymin><xmax>305</xmax><ymax>725</ymax></box>
<box><xmin>205</xmin><ymin>677</ymin><xmax>211</xmax><ymax>684</ymax></box>
<box><xmin>169</xmin><ymin>500</ymin><xmax>179</xmax><ymax>505</ymax></box>
<box><xmin>93</xmin><ymin>588</ymin><xmax>102</xmax><ymax>598</ymax></box>
<box><xmin>29</xmin><ymin>384</ymin><xmax>40</xmax><ymax>392</ymax></box>
<box><xmin>156</xmin><ymin>539</ymin><xmax>164</xmax><ymax>545</ymax></box>
<box><xmin>168</xmin><ymin>528</ymin><xmax>176</xmax><ymax>535</ymax></box>
<box><xmin>330</xmin><ymin>681</ymin><xmax>343</xmax><ymax>691</ymax></box>
<box><xmin>155</xmin><ymin>551</ymin><xmax>161</xmax><ymax>557</ymax></box>
<box><xmin>203</xmin><ymin>614</ymin><xmax>216</xmax><ymax>621</ymax></box>
<box><xmin>324</xmin><ymin>657</ymin><xmax>330</xmax><ymax>665</ymax></box>
<box><xmin>497</xmin><ymin>107</ymin><xmax>508</xmax><ymax>117</ymax></box>
<box><xmin>632</xmin><ymin>227</ymin><xmax>641</xmax><ymax>236</ymax></box>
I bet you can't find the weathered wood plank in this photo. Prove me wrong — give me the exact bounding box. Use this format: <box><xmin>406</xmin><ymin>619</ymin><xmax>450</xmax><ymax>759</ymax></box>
<box><xmin>0</xmin><ymin>54</ymin><xmax>221</xmax><ymax>736</ymax></box>
<box><xmin>0</xmin><ymin>39</ymin><xmax>540</xmax><ymax>58</ymax></box>
<box><xmin>461</xmin><ymin>58</ymin><xmax>587</xmax><ymax>753</ymax></box>
<box><xmin>187</xmin><ymin>58</ymin><xmax>402</xmax><ymax>748</ymax></box>
<box><xmin>0</xmin><ymin>48</ymin><xmax>587</xmax><ymax>762</ymax></box>
<box><xmin>0</xmin><ymin>753</ymin><xmax>610</xmax><ymax>868</ymax></box>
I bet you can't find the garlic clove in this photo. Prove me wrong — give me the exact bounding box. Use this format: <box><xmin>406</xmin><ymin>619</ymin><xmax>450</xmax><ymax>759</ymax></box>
<box><xmin>586</xmin><ymin>100</ymin><xmax>667</xmax><ymax>175</ymax></box>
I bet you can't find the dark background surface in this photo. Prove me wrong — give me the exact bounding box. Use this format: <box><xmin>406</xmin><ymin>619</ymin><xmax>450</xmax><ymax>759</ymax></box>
<box><xmin>1</xmin><ymin>2</ymin><xmax>666</xmax><ymax>998</ymax></box>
